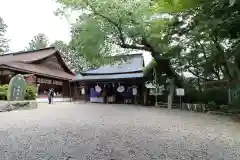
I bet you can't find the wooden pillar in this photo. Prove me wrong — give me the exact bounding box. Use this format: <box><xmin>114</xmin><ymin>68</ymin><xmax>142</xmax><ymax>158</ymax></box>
<box><xmin>8</xmin><ymin>74</ymin><xmax>13</xmax><ymax>83</ymax></box>
<box><xmin>62</xmin><ymin>82</ymin><xmax>70</xmax><ymax>97</ymax></box>
<box><xmin>84</xmin><ymin>85</ymin><xmax>88</xmax><ymax>102</ymax></box>
<box><xmin>75</xmin><ymin>82</ymin><xmax>79</xmax><ymax>100</ymax></box>
<box><xmin>72</xmin><ymin>82</ymin><xmax>79</xmax><ymax>101</ymax></box>
<box><xmin>36</xmin><ymin>84</ymin><xmax>40</xmax><ymax>97</ymax></box>
<box><xmin>0</xmin><ymin>70</ymin><xmax>3</xmax><ymax>84</ymax></box>
<box><xmin>143</xmin><ymin>88</ymin><xmax>148</xmax><ymax>106</ymax></box>
<box><xmin>134</xmin><ymin>95</ymin><xmax>137</xmax><ymax>105</ymax></box>
<box><xmin>69</xmin><ymin>82</ymin><xmax>72</xmax><ymax>102</ymax></box>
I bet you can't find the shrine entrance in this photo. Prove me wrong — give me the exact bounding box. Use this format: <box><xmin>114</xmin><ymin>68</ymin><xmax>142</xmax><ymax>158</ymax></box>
<box><xmin>36</xmin><ymin>77</ymin><xmax>67</xmax><ymax>98</ymax></box>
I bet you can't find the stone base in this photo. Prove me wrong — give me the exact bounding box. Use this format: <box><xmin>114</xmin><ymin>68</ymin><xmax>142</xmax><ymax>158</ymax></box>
<box><xmin>0</xmin><ymin>102</ymin><xmax>9</xmax><ymax>112</ymax></box>
<box><xmin>0</xmin><ymin>100</ymin><xmax>37</xmax><ymax>112</ymax></box>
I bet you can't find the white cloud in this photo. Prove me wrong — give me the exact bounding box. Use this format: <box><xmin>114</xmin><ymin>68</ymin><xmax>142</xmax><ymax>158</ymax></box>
<box><xmin>0</xmin><ymin>0</ymin><xmax>71</xmax><ymax>52</ymax></box>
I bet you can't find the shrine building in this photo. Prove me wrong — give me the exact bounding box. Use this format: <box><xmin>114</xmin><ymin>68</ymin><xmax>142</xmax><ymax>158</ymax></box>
<box><xmin>0</xmin><ymin>47</ymin><xmax>75</xmax><ymax>98</ymax></box>
<box><xmin>70</xmin><ymin>54</ymin><xmax>145</xmax><ymax>104</ymax></box>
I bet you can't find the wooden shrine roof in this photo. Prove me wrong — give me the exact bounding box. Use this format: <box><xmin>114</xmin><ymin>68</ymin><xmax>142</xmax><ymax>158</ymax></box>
<box><xmin>73</xmin><ymin>54</ymin><xmax>144</xmax><ymax>81</ymax></box>
<box><xmin>0</xmin><ymin>47</ymin><xmax>75</xmax><ymax>80</ymax></box>
<box><xmin>81</xmin><ymin>54</ymin><xmax>144</xmax><ymax>75</ymax></box>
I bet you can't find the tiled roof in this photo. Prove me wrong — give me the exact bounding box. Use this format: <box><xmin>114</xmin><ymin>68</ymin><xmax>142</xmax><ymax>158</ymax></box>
<box><xmin>2</xmin><ymin>62</ymin><xmax>74</xmax><ymax>80</ymax></box>
<box><xmin>81</xmin><ymin>54</ymin><xmax>144</xmax><ymax>75</ymax></box>
<box><xmin>0</xmin><ymin>47</ymin><xmax>56</xmax><ymax>64</ymax></box>
<box><xmin>73</xmin><ymin>54</ymin><xmax>144</xmax><ymax>81</ymax></box>
<box><xmin>0</xmin><ymin>47</ymin><xmax>74</xmax><ymax>80</ymax></box>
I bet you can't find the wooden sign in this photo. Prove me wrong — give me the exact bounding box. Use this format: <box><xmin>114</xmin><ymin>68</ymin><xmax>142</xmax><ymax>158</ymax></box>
<box><xmin>52</xmin><ymin>80</ymin><xmax>63</xmax><ymax>86</ymax></box>
<box><xmin>176</xmin><ymin>88</ymin><xmax>185</xmax><ymax>96</ymax></box>
<box><xmin>37</xmin><ymin>78</ymin><xmax>63</xmax><ymax>86</ymax></box>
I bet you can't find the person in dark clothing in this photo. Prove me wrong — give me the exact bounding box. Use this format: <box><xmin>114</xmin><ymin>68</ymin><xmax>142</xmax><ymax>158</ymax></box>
<box><xmin>48</xmin><ymin>88</ymin><xmax>55</xmax><ymax>104</ymax></box>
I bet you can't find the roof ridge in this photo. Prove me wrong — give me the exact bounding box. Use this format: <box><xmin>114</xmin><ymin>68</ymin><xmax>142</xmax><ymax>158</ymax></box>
<box><xmin>1</xmin><ymin>47</ymin><xmax>56</xmax><ymax>56</ymax></box>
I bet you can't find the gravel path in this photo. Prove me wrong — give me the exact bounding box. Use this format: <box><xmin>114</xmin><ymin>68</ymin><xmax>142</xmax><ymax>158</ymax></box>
<box><xmin>0</xmin><ymin>102</ymin><xmax>239</xmax><ymax>160</ymax></box>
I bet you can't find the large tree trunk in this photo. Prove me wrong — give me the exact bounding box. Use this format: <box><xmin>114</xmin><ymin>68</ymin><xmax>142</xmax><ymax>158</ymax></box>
<box><xmin>167</xmin><ymin>78</ymin><xmax>175</xmax><ymax>109</ymax></box>
<box><xmin>150</xmin><ymin>51</ymin><xmax>176</xmax><ymax>109</ymax></box>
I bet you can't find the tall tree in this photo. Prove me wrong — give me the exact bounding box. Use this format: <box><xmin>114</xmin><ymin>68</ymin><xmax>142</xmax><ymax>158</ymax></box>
<box><xmin>0</xmin><ymin>17</ymin><xmax>9</xmax><ymax>54</ymax></box>
<box><xmin>56</xmin><ymin>0</ymin><xmax>177</xmax><ymax>76</ymax></box>
<box><xmin>56</xmin><ymin>0</ymin><xmax>240</xmax><ymax>82</ymax></box>
<box><xmin>26</xmin><ymin>33</ymin><xmax>49</xmax><ymax>51</ymax></box>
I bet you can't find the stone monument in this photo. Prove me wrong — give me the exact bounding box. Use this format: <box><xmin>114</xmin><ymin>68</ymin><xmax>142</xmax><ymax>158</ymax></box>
<box><xmin>7</xmin><ymin>74</ymin><xmax>27</xmax><ymax>101</ymax></box>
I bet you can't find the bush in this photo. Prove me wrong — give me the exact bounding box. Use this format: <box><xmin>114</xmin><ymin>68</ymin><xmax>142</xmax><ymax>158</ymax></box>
<box><xmin>201</xmin><ymin>88</ymin><xmax>228</xmax><ymax>105</ymax></box>
<box><xmin>206</xmin><ymin>101</ymin><xmax>220</xmax><ymax>111</ymax></box>
<box><xmin>0</xmin><ymin>85</ymin><xmax>8</xmax><ymax>100</ymax></box>
<box><xmin>219</xmin><ymin>105</ymin><xmax>230</xmax><ymax>113</ymax></box>
<box><xmin>184</xmin><ymin>87</ymin><xmax>229</xmax><ymax>105</ymax></box>
<box><xmin>0</xmin><ymin>92</ymin><xmax>7</xmax><ymax>100</ymax></box>
<box><xmin>183</xmin><ymin>88</ymin><xmax>201</xmax><ymax>103</ymax></box>
<box><xmin>25</xmin><ymin>86</ymin><xmax>37</xmax><ymax>100</ymax></box>
<box><xmin>0</xmin><ymin>84</ymin><xmax>36</xmax><ymax>100</ymax></box>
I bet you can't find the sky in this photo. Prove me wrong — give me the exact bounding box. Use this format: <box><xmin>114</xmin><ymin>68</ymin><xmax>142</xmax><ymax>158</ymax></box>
<box><xmin>0</xmin><ymin>0</ymin><xmax>153</xmax><ymax>65</ymax></box>
<box><xmin>0</xmin><ymin>0</ymin><xmax>192</xmax><ymax>78</ymax></box>
<box><xmin>0</xmin><ymin>0</ymin><xmax>71</xmax><ymax>52</ymax></box>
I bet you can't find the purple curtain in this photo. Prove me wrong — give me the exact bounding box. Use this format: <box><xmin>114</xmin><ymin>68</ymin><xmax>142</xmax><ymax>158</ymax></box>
<box><xmin>90</xmin><ymin>88</ymin><xmax>100</xmax><ymax>97</ymax></box>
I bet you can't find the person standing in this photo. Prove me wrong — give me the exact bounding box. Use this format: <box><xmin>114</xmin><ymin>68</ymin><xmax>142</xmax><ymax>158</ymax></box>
<box><xmin>48</xmin><ymin>88</ymin><xmax>54</xmax><ymax>104</ymax></box>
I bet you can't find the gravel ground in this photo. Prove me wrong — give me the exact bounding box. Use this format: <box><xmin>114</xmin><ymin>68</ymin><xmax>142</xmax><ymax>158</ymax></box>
<box><xmin>0</xmin><ymin>102</ymin><xmax>240</xmax><ymax>160</ymax></box>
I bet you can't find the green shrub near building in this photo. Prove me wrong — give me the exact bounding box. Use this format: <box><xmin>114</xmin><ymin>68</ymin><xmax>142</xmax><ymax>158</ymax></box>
<box><xmin>0</xmin><ymin>85</ymin><xmax>8</xmax><ymax>100</ymax></box>
<box><xmin>25</xmin><ymin>85</ymin><xmax>37</xmax><ymax>100</ymax></box>
<box><xmin>0</xmin><ymin>84</ymin><xmax>36</xmax><ymax>100</ymax></box>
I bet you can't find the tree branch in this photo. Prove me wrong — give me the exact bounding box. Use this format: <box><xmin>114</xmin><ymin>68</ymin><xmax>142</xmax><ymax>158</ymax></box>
<box><xmin>211</xmin><ymin>35</ymin><xmax>233</xmax><ymax>79</ymax></box>
<box><xmin>187</xmin><ymin>58</ymin><xmax>212</xmax><ymax>81</ymax></box>
<box><xmin>196</xmin><ymin>41</ymin><xmax>221</xmax><ymax>80</ymax></box>
<box><xmin>84</xmin><ymin>0</ymin><xmax>152</xmax><ymax>52</ymax></box>
<box><xmin>187</xmin><ymin>68</ymin><xmax>210</xmax><ymax>81</ymax></box>
<box><xmin>119</xmin><ymin>43</ymin><xmax>151</xmax><ymax>51</ymax></box>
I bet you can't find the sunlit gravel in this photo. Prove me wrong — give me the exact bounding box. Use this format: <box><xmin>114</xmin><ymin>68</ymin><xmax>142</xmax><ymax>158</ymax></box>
<box><xmin>0</xmin><ymin>102</ymin><xmax>239</xmax><ymax>160</ymax></box>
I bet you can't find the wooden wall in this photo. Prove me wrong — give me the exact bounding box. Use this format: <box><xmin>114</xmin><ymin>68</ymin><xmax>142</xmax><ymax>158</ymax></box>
<box><xmin>38</xmin><ymin>55</ymin><xmax>65</xmax><ymax>71</ymax></box>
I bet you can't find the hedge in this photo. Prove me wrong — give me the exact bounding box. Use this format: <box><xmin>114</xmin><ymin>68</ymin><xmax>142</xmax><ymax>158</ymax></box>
<box><xmin>183</xmin><ymin>87</ymin><xmax>229</xmax><ymax>105</ymax></box>
<box><xmin>0</xmin><ymin>84</ymin><xmax>36</xmax><ymax>100</ymax></box>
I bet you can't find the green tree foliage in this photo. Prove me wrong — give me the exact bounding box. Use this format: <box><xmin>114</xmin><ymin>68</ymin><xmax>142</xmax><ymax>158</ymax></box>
<box><xmin>160</xmin><ymin>0</ymin><xmax>240</xmax><ymax>107</ymax></box>
<box><xmin>55</xmin><ymin>0</ymin><xmax>240</xmax><ymax>106</ymax></box>
<box><xmin>153</xmin><ymin>0</ymin><xmax>202</xmax><ymax>13</ymax></box>
<box><xmin>56</xmin><ymin>0</ymin><xmax>177</xmax><ymax>75</ymax></box>
<box><xmin>162</xmin><ymin>0</ymin><xmax>240</xmax><ymax>81</ymax></box>
<box><xmin>0</xmin><ymin>17</ymin><xmax>9</xmax><ymax>54</ymax></box>
<box><xmin>56</xmin><ymin>0</ymin><xmax>239</xmax><ymax>84</ymax></box>
<box><xmin>26</xmin><ymin>33</ymin><xmax>49</xmax><ymax>51</ymax></box>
